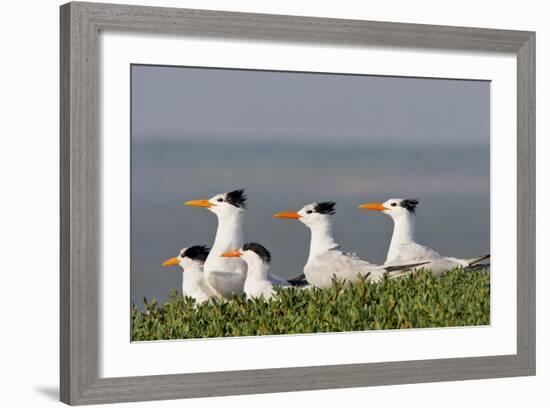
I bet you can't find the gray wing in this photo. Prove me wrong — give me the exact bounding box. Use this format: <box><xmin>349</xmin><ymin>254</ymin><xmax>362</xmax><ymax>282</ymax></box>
<box><xmin>307</xmin><ymin>250</ymin><xmax>387</xmax><ymax>288</ymax></box>
<box><xmin>267</xmin><ymin>273</ymin><xmax>292</xmax><ymax>287</ymax></box>
<box><xmin>397</xmin><ymin>242</ymin><xmax>443</xmax><ymax>261</ymax></box>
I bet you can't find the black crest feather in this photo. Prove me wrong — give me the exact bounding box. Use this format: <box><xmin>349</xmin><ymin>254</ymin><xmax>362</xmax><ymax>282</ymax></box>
<box><xmin>242</xmin><ymin>242</ymin><xmax>271</xmax><ymax>263</ymax></box>
<box><xmin>314</xmin><ymin>201</ymin><xmax>336</xmax><ymax>215</ymax></box>
<box><xmin>181</xmin><ymin>245</ymin><xmax>210</xmax><ymax>262</ymax></box>
<box><xmin>400</xmin><ymin>199</ymin><xmax>419</xmax><ymax>213</ymax></box>
<box><xmin>225</xmin><ymin>189</ymin><xmax>247</xmax><ymax>209</ymax></box>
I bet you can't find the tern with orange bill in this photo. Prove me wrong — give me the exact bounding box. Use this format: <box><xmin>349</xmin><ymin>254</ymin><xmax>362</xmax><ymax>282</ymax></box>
<box><xmin>185</xmin><ymin>189</ymin><xmax>248</xmax><ymax>298</ymax></box>
<box><xmin>359</xmin><ymin>198</ymin><xmax>490</xmax><ymax>276</ymax></box>
<box><xmin>162</xmin><ymin>245</ymin><xmax>217</xmax><ymax>303</ymax></box>
<box><xmin>222</xmin><ymin>243</ymin><xmax>278</xmax><ymax>300</ymax></box>
<box><xmin>274</xmin><ymin>201</ymin><xmax>426</xmax><ymax>288</ymax></box>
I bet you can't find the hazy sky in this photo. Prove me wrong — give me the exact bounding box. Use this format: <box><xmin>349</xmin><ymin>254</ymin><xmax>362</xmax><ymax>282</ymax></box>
<box><xmin>132</xmin><ymin>65</ymin><xmax>489</xmax><ymax>146</ymax></box>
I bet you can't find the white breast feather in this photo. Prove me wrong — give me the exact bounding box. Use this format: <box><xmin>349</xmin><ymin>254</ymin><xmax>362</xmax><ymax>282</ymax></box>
<box><xmin>245</xmin><ymin>280</ymin><xmax>275</xmax><ymax>300</ymax></box>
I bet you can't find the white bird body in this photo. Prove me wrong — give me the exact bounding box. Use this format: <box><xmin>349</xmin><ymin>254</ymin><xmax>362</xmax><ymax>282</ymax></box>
<box><xmin>360</xmin><ymin>198</ymin><xmax>489</xmax><ymax>276</ymax></box>
<box><xmin>181</xmin><ymin>262</ymin><xmax>218</xmax><ymax>303</ymax></box>
<box><xmin>243</xmin><ymin>260</ymin><xmax>275</xmax><ymax>300</ymax></box>
<box><xmin>222</xmin><ymin>243</ymin><xmax>276</xmax><ymax>300</ymax></box>
<box><xmin>275</xmin><ymin>202</ymin><xmax>415</xmax><ymax>289</ymax></box>
<box><xmin>204</xmin><ymin>210</ymin><xmax>247</xmax><ymax>298</ymax></box>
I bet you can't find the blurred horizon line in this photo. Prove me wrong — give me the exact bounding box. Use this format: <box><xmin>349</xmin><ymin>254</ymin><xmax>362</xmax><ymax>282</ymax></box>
<box><xmin>132</xmin><ymin>134</ymin><xmax>490</xmax><ymax>149</ymax></box>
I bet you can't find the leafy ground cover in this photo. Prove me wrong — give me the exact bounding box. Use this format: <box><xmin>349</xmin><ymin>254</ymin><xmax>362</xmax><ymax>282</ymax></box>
<box><xmin>131</xmin><ymin>268</ymin><xmax>490</xmax><ymax>341</ymax></box>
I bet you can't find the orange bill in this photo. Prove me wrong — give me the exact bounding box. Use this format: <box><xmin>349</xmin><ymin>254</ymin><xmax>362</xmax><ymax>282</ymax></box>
<box><xmin>162</xmin><ymin>257</ymin><xmax>180</xmax><ymax>267</ymax></box>
<box><xmin>359</xmin><ymin>202</ymin><xmax>388</xmax><ymax>211</ymax></box>
<box><xmin>221</xmin><ymin>250</ymin><xmax>242</xmax><ymax>257</ymax></box>
<box><xmin>185</xmin><ymin>199</ymin><xmax>214</xmax><ymax>208</ymax></box>
<box><xmin>273</xmin><ymin>211</ymin><xmax>302</xmax><ymax>219</ymax></box>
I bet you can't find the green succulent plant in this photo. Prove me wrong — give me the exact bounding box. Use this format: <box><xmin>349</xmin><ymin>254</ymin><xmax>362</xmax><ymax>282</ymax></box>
<box><xmin>132</xmin><ymin>268</ymin><xmax>490</xmax><ymax>341</ymax></box>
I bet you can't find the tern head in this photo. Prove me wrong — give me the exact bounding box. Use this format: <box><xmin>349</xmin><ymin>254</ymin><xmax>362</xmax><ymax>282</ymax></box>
<box><xmin>359</xmin><ymin>198</ymin><xmax>419</xmax><ymax>220</ymax></box>
<box><xmin>162</xmin><ymin>245</ymin><xmax>210</xmax><ymax>271</ymax></box>
<box><xmin>221</xmin><ymin>242</ymin><xmax>271</xmax><ymax>265</ymax></box>
<box><xmin>185</xmin><ymin>189</ymin><xmax>247</xmax><ymax>217</ymax></box>
<box><xmin>274</xmin><ymin>201</ymin><xmax>336</xmax><ymax>227</ymax></box>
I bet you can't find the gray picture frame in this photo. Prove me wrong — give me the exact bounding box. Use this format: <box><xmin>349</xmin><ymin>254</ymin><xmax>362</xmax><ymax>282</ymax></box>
<box><xmin>60</xmin><ymin>2</ymin><xmax>536</xmax><ymax>405</ymax></box>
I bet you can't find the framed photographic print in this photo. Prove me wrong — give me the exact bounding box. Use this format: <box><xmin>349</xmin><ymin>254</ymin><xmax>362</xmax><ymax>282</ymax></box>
<box><xmin>60</xmin><ymin>2</ymin><xmax>535</xmax><ymax>405</ymax></box>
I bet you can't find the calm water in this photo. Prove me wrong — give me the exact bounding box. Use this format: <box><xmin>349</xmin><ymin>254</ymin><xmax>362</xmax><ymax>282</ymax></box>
<box><xmin>131</xmin><ymin>140</ymin><xmax>490</xmax><ymax>306</ymax></box>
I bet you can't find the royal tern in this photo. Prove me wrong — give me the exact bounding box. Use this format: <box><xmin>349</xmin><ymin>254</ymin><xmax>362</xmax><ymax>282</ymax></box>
<box><xmin>185</xmin><ymin>189</ymin><xmax>248</xmax><ymax>298</ymax></box>
<box><xmin>359</xmin><ymin>198</ymin><xmax>490</xmax><ymax>276</ymax></box>
<box><xmin>222</xmin><ymin>242</ymin><xmax>277</xmax><ymax>300</ymax></box>
<box><xmin>162</xmin><ymin>245</ymin><xmax>217</xmax><ymax>303</ymax></box>
<box><xmin>274</xmin><ymin>202</ymin><xmax>424</xmax><ymax>288</ymax></box>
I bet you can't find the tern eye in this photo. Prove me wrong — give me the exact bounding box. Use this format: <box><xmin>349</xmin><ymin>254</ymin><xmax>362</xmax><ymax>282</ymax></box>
<box><xmin>306</xmin><ymin>210</ymin><xmax>313</xmax><ymax>214</ymax></box>
<box><xmin>390</xmin><ymin>203</ymin><xmax>397</xmax><ymax>207</ymax></box>
<box><xmin>180</xmin><ymin>252</ymin><xmax>185</xmax><ymax>258</ymax></box>
<box><xmin>217</xmin><ymin>198</ymin><xmax>223</xmax><ymax>202</ymax></box>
